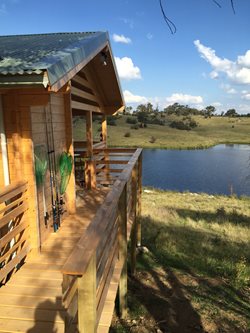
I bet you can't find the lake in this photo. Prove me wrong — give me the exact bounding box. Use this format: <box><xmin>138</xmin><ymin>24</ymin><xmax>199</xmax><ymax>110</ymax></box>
<box><xmin>142</xmin><ymin>144</ymin><xmax>250</xmax><ymax>196</ymax></box>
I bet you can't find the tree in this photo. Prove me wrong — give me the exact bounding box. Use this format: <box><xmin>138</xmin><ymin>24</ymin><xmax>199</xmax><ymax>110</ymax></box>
<box><xmin>124</xmin><ymin>106</ymin><xmax>133</xmax><ymax>114</ymax></box>
<box><xmin>225</xmin><ymin>108</ymin><xmax>238</xmax><ymax>117</ymax></box>
<box><xmin>203</xmin><ymin>105</ymin><xmax>216</xmax><ymax>118</ymax></box>
<box><xmin>137</xmin><ymin>111</ymin><xmax>148</xmax><ymax>126</ymax></box>
<box><xmin>136</xmin><ymin>104</ymin><xmax>147</xmax><ymax>113</ymax></box>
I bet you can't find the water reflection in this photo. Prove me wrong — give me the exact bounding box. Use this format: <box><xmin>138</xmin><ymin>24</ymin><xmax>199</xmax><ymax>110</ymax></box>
<box><xmin>142</xmin><ymin>144</ymin><xmax>250</xmax><ymax>196</ymax></box>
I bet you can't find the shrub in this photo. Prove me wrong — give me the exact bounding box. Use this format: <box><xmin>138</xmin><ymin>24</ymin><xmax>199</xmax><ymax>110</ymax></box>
<box><xmin>124</xmin><ymin>131</ymin><xmax>131</xmax><ymax>137</ymax></box>
<box><xmin>170</xmin><ymin>120</ymin><xmax>191</xmax><ymax>130</ymax></box>
<box><xmin>126</xmin><ymin>117</ymin><xmax>138</xmax><ymax>124</ymax></box>
<box><xmin>107</xmin><ymin>116</ymin><xmax>117</xmax><ymax>126</ymax></box>
<box><xmin>189</xmin><ymin>119</ymin><xmax>198</xmax><ymax>128</ymax></box>
<box><xmin>149</xmin><ymin>136</ymin><xmax>156</xmax><ymax>143</ymax></box>
<box><xmin>169</xmin><ymin>117</ymin><xmax>198</xmax><ymax>130</ymax></box>
<box><xmin>148</xmin><ymin>118</ymin><xmax>165</xmax><ymax>126</ymax></box>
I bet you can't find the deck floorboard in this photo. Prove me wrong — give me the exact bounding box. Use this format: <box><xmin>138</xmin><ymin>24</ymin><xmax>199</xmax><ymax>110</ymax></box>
<box><xmin>0</xmin><ymin>189</ymin><xmax>109</xmax><ymax>333</ymax></box>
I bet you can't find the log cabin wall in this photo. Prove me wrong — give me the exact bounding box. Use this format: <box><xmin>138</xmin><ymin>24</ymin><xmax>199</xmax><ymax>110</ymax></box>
<box><xmin>1</xmin><ymin>90</ymin><xmax>48</xmax><ymax>252</ymax></box>
<box><xmin>0</xmin><ymin>95</ymin><xmax>5</xmax><ymax>187</ymax></box>
<box><xmin>0</xmin><ymin>143</ymin><xmax>3</xmax><ymax>188</ymax></box>
<box><xmin>30</xmin><ymin>92</ymin><xmax>76</xmax><ymax>246</ymax></box>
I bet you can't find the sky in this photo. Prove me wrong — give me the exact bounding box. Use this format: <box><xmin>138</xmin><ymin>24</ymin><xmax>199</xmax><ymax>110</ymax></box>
<box><xmin>1</xmin><ymin>0</ymin><xmax>250</xmax><ymax>113</ymax></box>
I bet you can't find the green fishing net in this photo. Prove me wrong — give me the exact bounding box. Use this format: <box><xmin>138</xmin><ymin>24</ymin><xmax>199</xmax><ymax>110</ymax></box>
<box><xmin>34</xmin><ymin>145</ymin><xmax>48</xmax><ymax>187</ymax></box>
<box><xmin>59</xmin><ymin>152</ymin><xmax>73</xmax><ymax>195</ymax></box>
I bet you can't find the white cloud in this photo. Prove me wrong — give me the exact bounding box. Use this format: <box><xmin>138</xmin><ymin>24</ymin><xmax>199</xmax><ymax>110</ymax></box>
<box><xmin>242</xmin><ymin>94</ymin><xmax>250</xmax><ymax>101</ymax></box>
<box><xmin>114</xmin><ymin>56</ymin><xmax>141</xmax><ymax>80</ymax></box>
<box><xmin>210</xmin><ymin>71</ymin><xmax>219</xmax><ymax>79</ymax></box>
<box><xmin>212</xmin><ymin>102</ymin><xmax>222</xmax><ymax>108</ymax></box>
<box><xmin>194</xmin><ymin>40</ymin><xmax>250</xmax><ymax>85</ymax></box>
<box><xmin>237</xmin><ymin>50</ymin><xmax>250</xmax><ymax>68</ymax></box>
<box><xmin>166</xmin><ymin>93</ymin><xmax>203</xmax><ymax>105</ymax></box>
<box><xmin>123</xmin><ymin>90</ymin><xmax>147</xmax><ymax>104</ymax></box>
<box><xmin>220</xmin><ymin>84</ymin><xmax>237</xmax><ymax>94</ymax></box>
<box><xmin>238</xmin><ymin>104</ymin><xmax>250</xmax><ymax>114</ymax></box>
<box><xmin>146</xmin><ymin>33</ymin><xmax>153</xmax><ymax>40</ymax></box>
<box><xmin>112</xmin><ymin>34</ymin><xmax>131</xmax><ymax>44</ymax></box>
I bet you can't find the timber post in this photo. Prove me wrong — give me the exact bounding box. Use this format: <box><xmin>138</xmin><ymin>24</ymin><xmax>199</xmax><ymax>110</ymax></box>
<box><xmin>64</xmin><ymin>92</ymin><xmax>76</xmax><ymax>214</ymax></box>
<box><xmin>78</xmin><ymin>253</ymin><xmax>97</xmax><ymax>333</ymax></box>
<box><xmin>118</xmin><ymin>183</ymin><xmax>128</xmax><ymax>318</ymax></box>
<box><xmin>137</xmin><ymin>152</ymin><xmax>142</xmax><ymax>246</ymax></box>
<box><xmin>101</xmin><ymin>115</ymin><xmax>107</xmax><ymax>146</ymax></box>
<box><xmin>130</xmin><ymin>164</ymin><xmax>138</xmax><ymax>276</ymax></box>
<box><xmin>86</xmin><ymin>111</ymin><xmax>96</xmax><ymax>189</ymax></box>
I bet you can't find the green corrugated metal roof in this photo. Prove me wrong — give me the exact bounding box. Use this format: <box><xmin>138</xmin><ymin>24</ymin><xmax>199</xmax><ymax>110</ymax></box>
<box><xmin>0</xmin><ymin>31</ymin><xmax>109</xmax><ymax>86</ymax></box>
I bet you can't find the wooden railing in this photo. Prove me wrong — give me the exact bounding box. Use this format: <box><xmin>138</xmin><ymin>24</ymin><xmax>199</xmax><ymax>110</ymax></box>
<box><xmin>74</xmin><ymin>147</ymin><xmax>138</xmax><ymax>189</ymax></box>
<box><xmin>0</xmin><ymin>181</ymin><xmax>30</xmax><ymax>284</ymax></box>
<box><xmin>62</xmin><ymin>148</ymin><xmax>142</xmax><ymax>332</ymax></box>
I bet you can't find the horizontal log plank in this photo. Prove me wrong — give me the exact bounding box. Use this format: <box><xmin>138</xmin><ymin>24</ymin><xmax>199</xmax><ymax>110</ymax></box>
<box><xmin>72</xmin><ymin>75</ymin><xmax>93</xmax><ymax>90</ymax></box>
<box><xmin>0</xmin><ymin>195</ymin><xmax>28</xmax><ymax>215</ymax></box>
<box><xmin>93</xmin><ymin>148</ymin><xmax>136</xmax><ymax>153</ymax></box>
<box><xmin>95</xmin><ymin>160</ymin><xmax>128</xmax><ymax>165</ymax></box>
<box><xmin>0</xmin><ymin>237</ymin><xmax>27</xmax><ymax>264</ymax></box>
<box><xmin>0</xmin><ymin>245</ymin><xmax>30</xmax><ymax>282</ymax></box>
<box><xmin>0</xmin><ymin>219</ymin><xmax>29</xmax><ymax>250</ymax></box>
<box><xmin>71</xmin><ymin>86</ymin><xmax>99</xmax><ymax>104</ymax></box>
<box><xmin>72</xmin><ymin>100</ymin><xmax>100</xmax><ymax>113</ymax></box>
<box><xmin>0</xmin><ymin>181</ymin><xmax>28</xmax><ymax>204</ymax></box>
<box><xmin>0</xmin><ymin>201</ymin><xmax>28</xmax><ymax>229</ymax></box>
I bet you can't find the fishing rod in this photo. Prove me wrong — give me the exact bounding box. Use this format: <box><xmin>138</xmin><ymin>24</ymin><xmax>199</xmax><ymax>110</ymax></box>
<box><xmin>48</xmin><ymin>104</ymin><xmax>63</xmax><ymax>226</ymax></box>
<box><xmin>44</xmin><ymin>106</ymin><xmax>59</xmax><ymax>232</ymax></box>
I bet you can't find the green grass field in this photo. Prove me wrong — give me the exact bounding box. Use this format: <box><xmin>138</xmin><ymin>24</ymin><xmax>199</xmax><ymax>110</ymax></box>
<box><xmin>105</xmin><ymin>115</ymin><xmax>250</xmax><ymax>149</ymax></box>
<box><xmin>111</xmin><ymin>190</ymin><xmax>250</xmax><ymax>333</ymax></box>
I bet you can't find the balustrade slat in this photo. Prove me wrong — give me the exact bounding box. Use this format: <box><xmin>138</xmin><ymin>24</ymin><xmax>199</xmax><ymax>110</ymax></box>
<box><xmin>0</xmin><ymin>219</ymin><xmax>29</xmax><ymax>250</ymax></box>
<box><xmin>0</xmin><ymin>181</ymin><xmax>28</xmax><ymax>204</ymax></box>
<box><xmin>0</xmin><ymin>201</ymin><xmax>28</xmax><ymax>228</ymax></box>
<box><xmin>0</xmin><ymin>245</ymin><xmax>30</xmax><ymax>282</ymax></box>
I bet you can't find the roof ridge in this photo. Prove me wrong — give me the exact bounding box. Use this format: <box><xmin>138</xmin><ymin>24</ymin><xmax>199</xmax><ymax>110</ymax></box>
<box><xmin>0</xmin><ymin>31</ymin><xmax>106</xmax><ymax>38</ymax></box>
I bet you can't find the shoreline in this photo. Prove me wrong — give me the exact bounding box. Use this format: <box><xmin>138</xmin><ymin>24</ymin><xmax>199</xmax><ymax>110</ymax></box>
<box><xmin>109</xmin><ymin>141</ymin><xmax>250</xmax><ymax>150</ymax></box>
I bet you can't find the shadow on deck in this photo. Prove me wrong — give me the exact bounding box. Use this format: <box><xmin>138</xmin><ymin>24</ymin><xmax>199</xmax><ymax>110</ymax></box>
<box><xmin>0</xmin><ymin>148</ymin><xmax>142</xmax><ymax>333</ymax></box>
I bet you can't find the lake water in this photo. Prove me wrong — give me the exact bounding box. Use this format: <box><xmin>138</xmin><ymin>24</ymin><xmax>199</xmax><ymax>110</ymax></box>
<box><xmin>142</xmin><ymin>144</ymin><xmax>250</xmax><ymax>196</ymax></box>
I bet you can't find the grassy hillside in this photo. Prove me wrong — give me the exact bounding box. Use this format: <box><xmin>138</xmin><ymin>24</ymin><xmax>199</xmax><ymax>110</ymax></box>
<box><xmin>111</xmin><ymin>190</ymin><xmax>250</xmax><ymax>333</ymax></box>
<box><xmin>106</xmin><ymin>115</ymin><xmax>250</xmax><ymax>149</ymax></box>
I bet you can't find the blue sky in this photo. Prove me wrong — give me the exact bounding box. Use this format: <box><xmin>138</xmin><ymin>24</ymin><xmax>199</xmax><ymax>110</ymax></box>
<box><xmin>1</xmin><ymin>0</ymin><xmax>250</xmax><ymax>113</ymax></box>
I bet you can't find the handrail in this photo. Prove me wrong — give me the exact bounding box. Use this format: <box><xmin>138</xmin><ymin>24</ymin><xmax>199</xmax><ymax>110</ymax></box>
<box><xmin>0</xmin><ymin>180</ymin><xmax>30</xmax><ymax>283</ymax></box>
<box><xmin>62</xmin><ymin>148</ymin><xmax>142</xmax><ymax>276</ymax></box>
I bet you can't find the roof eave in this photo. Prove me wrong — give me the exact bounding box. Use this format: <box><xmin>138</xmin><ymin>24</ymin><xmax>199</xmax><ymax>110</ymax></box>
<box><xmin>0</xmin><ymin>71</ymin><xmax>49</xmax><ymax>88</ymax></box>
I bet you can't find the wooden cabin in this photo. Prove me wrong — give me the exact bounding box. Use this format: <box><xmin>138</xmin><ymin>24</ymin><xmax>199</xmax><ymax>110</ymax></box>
<box><xmin>0</xmin><ymin>32</ymin><xmax>142</xmax><ymax>333</ymax></box>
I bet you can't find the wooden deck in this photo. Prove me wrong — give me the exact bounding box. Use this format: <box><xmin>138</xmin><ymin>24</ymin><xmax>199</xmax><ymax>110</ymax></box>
<box><xmin>0</xmin><ymin>148</ymin><xmax>142</xmax><ymax>333</ymax></box>
<box><xmin>0</xmin><ymin>189</ymin><xmax>109</xmax><ymax>333</ymax></box>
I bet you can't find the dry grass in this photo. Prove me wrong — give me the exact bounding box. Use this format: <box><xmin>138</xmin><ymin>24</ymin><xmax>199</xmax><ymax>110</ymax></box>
<box><xmin>107</xmin><ymin>115</ymin><xmax>250</xmax><ymax>149</ymax></box>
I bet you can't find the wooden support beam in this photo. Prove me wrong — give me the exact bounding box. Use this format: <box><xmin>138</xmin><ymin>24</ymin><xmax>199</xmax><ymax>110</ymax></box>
<box><xmin>78</xmin><ymin>254</ymin><xmax>97</xmax><ymax>333</ymax></box>
<box><xmin>130</xmin><ymin>165</ymin><xmax>137</xmax><ymax>276</ymax></box>
<box><xmin>85</xmin><ymin>111</ymin><xmax>96</xmax><ymax>189</ymax></box>
<box><xmin>137</xmin><ymin>152</ymin><xmax>142</xmax><ymax>246</ymax></box>
<box><xmin>118</xmin><ymin>185</ymin><xmax>127</xmax><ymax>318</ymax></box>
<box><xmin>64</xmin><ymin>93</ymin><xmax>76</xmax><ymax>214</ymax></box>
<box><xmin>101</xmin><ymin>115</ymin><xmax>107</xmax><ymax>146</ymax></box>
